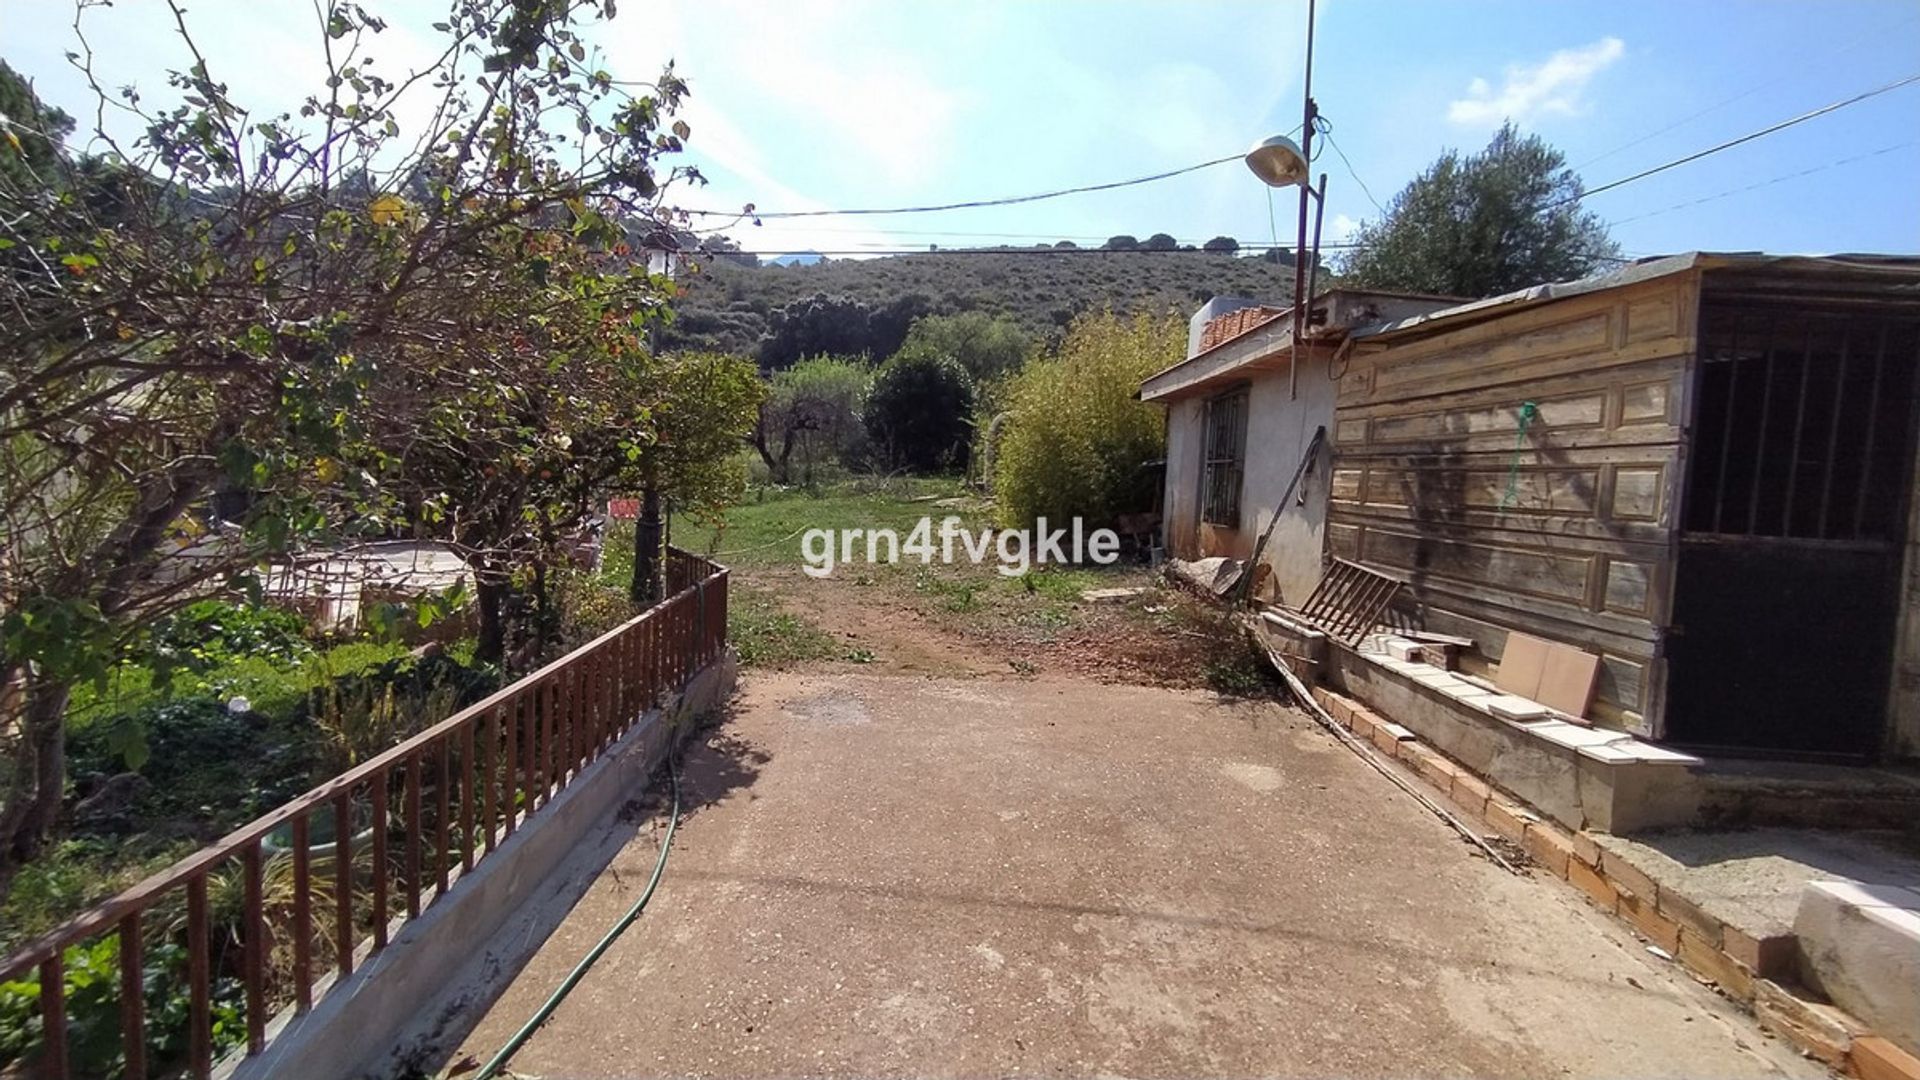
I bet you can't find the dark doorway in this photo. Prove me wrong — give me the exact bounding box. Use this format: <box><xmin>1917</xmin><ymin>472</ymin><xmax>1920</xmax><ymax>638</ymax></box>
<box><xmin>1667</xmin><ymin>304</ymin><xmax>1920</xmax><ymax>758</ymax></box>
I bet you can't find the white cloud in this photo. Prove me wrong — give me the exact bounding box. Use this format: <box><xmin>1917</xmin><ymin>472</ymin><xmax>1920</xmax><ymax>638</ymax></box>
<box><xmin>1328</xmin><ymin>213</ymin><xmax>1360</xmax><ymax>244</ymax></box>
<box><xmin>1447</xmin><ymin>37</ymin><xmax>1625</xmax><ymax>127</ymax></box>
<box><xmin>608</xmin><ymin>1</ymin><xmax>962</xmax><ymax>190</ymax></box>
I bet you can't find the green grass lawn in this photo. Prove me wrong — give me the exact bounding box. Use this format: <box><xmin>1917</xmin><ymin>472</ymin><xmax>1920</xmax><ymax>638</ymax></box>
<box><xmin>600</xmin><ymin>478</ymin><xmax>1177</xmax><ymax>666</ymax></box>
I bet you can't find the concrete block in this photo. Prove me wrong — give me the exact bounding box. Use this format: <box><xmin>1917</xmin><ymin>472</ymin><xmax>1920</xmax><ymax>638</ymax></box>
<box><xmin>1405</xmin><ymin>744</ymin><xmax>1460</xmax><ymax>792</ymax></box>
<box><xmin>1484</xmin><ymin>798</ymin><xmax>1531</xmax><ymax>845</ymax></box>
<box><xmin>1568</xmin><ymin>830</ymin><xmax>1601</xmax><ymax>869</ymax></box>
<box><xmin>1384</xmin><ymin>638</ymin><xmax>1424</xmax><ymax>662</ymax></box>
<box><xmin>1450</xmin><ymin>773</ymin><xmax>1492</xmax><ymax>817</ymax></box>
<box><xmin>1486</xmin><ymin>694</ymin><xmax>1549</xmax><ymax>721</ymax></box>
<box><xmin>1568</xmin><ymin>857</ymin><xmax>1619</xmax><ymax>912</ymax></box>
<box><xmin>1753</xmin><ymin>979</ymin><xmax>1862</xmax><ymax>1070</ymax></box>
<box><xmin>1524</xmin><ymin>822</ymin><xmax>1576</xmax><ymax>878</ymax></box>
<box><xmin>1599</xmin><ymin>849</ymin><xmax>1660</xmax><ymax>904</ymax></box>
<box><xmin>1617</xmin><ymin>889</ymin><xmax>1681</xmax><ymax>954</ymax></box>
<box><xmin>1658</xmin><ymin>886</ymin><xmax>1725</xmax><ymax>949</ymax></box>
<box><xmin>1347</xmin><ymin>707</ymin><xmax>1381</xmax><ymax>740</ymax></box>
<box><xmin>1795</xmin><ymin>880</ymin><xmax>1920</xmax><ymax>1056</ymax></box>
<box><xmin>1854</xmin><ymin>1037</ymin><xmax>1920</xmax><ymax>1080</ymax></box>
<box><xmin>1722</xmin><ymin>924</ymin><xmax>1796</xmax><ymax>979</ymax></box>
<box><xmin>1677</xmin><ymin>925</ymin><xmax>1755</xmax><ymax>1001</ymax></box>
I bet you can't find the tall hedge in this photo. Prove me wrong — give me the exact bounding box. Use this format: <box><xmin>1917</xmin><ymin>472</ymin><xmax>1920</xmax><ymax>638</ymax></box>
<box><xmin>994</xmin><ymin>311</ymin><xmax>1181</xmax><ymax>527</ymax></box>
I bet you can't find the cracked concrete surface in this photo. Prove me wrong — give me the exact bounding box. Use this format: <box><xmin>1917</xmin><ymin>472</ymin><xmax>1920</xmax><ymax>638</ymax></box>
<box><xmin>445</xmin><ymin>672</ymin><xmax>1822</xmax><ymax>1079</ymax></box>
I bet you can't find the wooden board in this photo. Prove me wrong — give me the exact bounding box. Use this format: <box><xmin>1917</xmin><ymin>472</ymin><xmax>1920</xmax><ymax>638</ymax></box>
<box><xmin>1326</xmin><ymin>271</ymin><xmax>1700</xmax><ymax>732</ymax></box>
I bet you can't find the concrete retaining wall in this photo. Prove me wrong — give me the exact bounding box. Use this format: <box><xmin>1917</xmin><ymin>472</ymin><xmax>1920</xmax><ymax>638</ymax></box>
<box><xmin>227</xmin><ymin>651</ymin><xmax>738</xmax><ymax>1080</ymax></box>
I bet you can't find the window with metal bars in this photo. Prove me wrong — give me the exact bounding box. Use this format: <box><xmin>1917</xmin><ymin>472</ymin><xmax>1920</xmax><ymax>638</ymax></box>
<box><xmin>1684</xmin><ymin>305</ymin><xmax>1920</xmax><ymax>543</ymax></box>
<box><xmin>1202</xmin><ymin>388</ymin><xmax>1249</xmax><ymax>527</ymax></box>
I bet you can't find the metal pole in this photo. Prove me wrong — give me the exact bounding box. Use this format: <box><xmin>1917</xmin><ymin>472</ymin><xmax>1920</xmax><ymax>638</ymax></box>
<box><xmin>1290</xmin><ymin>0</ymin><xmax>1318</xmax><ymax>401</ymax></box>
<box><xmin>1302</xmin><ymin>172</ymin><xmax>1329</xmax><ymax>378</ymax></box>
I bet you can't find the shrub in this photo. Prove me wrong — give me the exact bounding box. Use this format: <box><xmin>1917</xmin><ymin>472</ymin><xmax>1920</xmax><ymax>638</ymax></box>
<box><xmin>0</xmin><ymin>935</ymin><xmax>244</xmax><ymax>1078</ymax></box>
<box><xmin>994</xmin><ymin>311</ymin><xmax>1180</xmax><ymax>527</ymax></box>
<box><xmin>865</xmin><ymin>351</ymin><xmax>975</xmax><ymax>472</ymax></box>
<box><xmin>896</xmin><ymin>312</ymin><xmax>1030</xmax><ymax>383</ymax></box>
<box><xmin>145</xmin><ymin>600</ymin><xmax>313</xmax><ymax>676</ymax></box>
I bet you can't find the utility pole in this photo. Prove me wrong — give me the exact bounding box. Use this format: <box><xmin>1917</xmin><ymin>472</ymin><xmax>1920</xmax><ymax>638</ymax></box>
<box><xmin>1290</xmin><ymin>0</ymin><xmax>1318</xmax><ymax>402</ymax></box>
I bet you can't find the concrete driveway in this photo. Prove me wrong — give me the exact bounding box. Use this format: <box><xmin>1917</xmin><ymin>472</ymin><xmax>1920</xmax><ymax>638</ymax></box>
<box><xmin>450</xmin><ymin>672</ymin><xmax>1820</xmax><ymax>1078</ymax></box>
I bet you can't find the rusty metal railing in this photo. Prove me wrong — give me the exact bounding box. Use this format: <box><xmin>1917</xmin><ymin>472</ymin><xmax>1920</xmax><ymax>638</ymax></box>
<box><xmin>0</xmin><ymin>551</ymin><xmax>728</xmax><ymax>1079</ymax></box>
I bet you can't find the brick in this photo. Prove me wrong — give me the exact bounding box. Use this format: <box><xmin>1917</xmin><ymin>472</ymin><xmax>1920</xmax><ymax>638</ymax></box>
<box><xmin>1327</xmin><ymin>694</ymin><xmax>1355</xmax><ymax>725</ymax></box>
<box><xmin>1676</xmin><ymin>925</ymin><xmax>1755</xmax><ymax>1001</ymax></box>
<box><xmin>1567</xmin><ymin>857</ymin><xmax>1619</xmax><ymax>912</ymax></box>
<box><xmin>1371</xmin><ymin>724</ymin><xmax>1406</xmax><ymax>756</ymax></box>
<box><xmin>1657</xmin><ymin>886</ymin><xmax>1725</xmax><ymax>949</ymax></box>
<box><xmin>1854</xmin><ymin>1036</ymin><xmax>1920</xmax><ymax>1080</ymax></box>
<box><xmin>1311</xmin><ymin>686</ymin><xmax>1336</xmax><ymax>711</ymax></box>
<box><xmin>1617</xmin><ymin>889</ymin><xmax>1681</xmax><ymax>954</ymax></box>
<box><xmin>1598</xmin><ymin>849</ymin><xmax>1659</xmax><ymax>903</ymax></box>
<box><xmin>1752</xmin><ymin>980</ymin><xmax>1861</xmax><ymax>1070</ymax></box>
<box><xmin>1569</xmin><ymin>830</ymin><xmax>1602</xmax><ymax>869</ymax></box>
<box><xmin>1524</xmin><ymin>822</ymin><xmax>1576</xmax><ymax>878</ymax></box>
<box><xmin>1407</xmin><ymin>745</ymin><xmax>1460</xmax><ymax>792</ymax></box>
<box><xmin>1484</xmin><ymin>798</ymin><xmax>1530</xmax><ymax>845</ymax></box>
<box><xmin>1721</xmin><ymin>924</ymin><xmax>1796</xmax><ymax>978</ymax></box>
<box><xmin>1450</xmin><ymin>772</ymin><xmax>1492</xmax><ymax>817</ymax></box>
<box><xmin>1347</xmin><ymin>708</ymin><xmax>1382</xmax><ymax>740</ymax></box>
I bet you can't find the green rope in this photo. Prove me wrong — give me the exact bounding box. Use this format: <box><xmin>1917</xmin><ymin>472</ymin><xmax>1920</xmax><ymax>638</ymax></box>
<box><xmin>1497</xmin><ymin>401</ymin><xmax>1541</xmax><ymax>511</ymax></box>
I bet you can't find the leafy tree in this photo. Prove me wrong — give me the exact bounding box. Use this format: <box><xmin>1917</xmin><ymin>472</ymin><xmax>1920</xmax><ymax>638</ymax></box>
<box><xmin>697</xmin><ymin>233</ymin><xmax>759</xmax><ymax>267</ymax></box>
<box><xmin>1341</xmin><ymin>122</ymin><xmax>1620</xmax><ymax>297</ymax></box>
<box><xmin>0</xmin><ymin>0</ymin><xmax>700</xmax><ymax>896</ymax></box>
<box><xmin>894</xmin><ymin>311</ymin><xmax>1030</xmax><ymax>383</ymax></box>
<box><xmin>755</xmin><ymin>292</ymin><xmax>928</xmax><ymax>370</ymax></box>
<box><xmin>865</xmin><ymin>353</ymin><xmax>974</xmax><ymax>473</ymax></box>
<box><xmin>1202</xmin><ymin>235</ymin><xmax>1239</xmax><ymax>255</ymax></box>
<box><xmin>1103</xmin><ymin>235</ymin><xmax>1139</xmax><ymax>251</ymax></box>
<box><xmin>750</xmin><ymin>356</ymin><xmax>870</xmax><ymax>485</ymax></box>
<box><xmin>0</xmin><ymin>62</ymin><xmax>73</xmax><ymax>191</ymax></box>
<box><xmin>1143</xmin><ymin>232</ymin><xmax>1179</xmax><ymax>252</ymax></box>
<box><xmin>995</xmin><ymin>312</ymin><xmax>1178</xmax><ymax>527</ymax></box>
<box><xmin>625</xmin><ymin>352</ymin><xmax>763</xmax><ymax>603</ymax></box>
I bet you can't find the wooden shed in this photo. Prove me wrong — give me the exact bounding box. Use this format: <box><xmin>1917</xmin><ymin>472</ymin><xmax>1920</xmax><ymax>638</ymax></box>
<box><xmin>1327</xmin><ymin>253</ymin><xmax>1920</xmax><ymax>760</ymax></box>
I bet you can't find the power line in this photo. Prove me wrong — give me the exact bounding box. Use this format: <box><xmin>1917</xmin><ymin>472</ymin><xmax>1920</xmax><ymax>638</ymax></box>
<box><xmin>683</xmin><ymin>152</ymin><xmax>1243</xmax><ymax>220</ymax></box>
<box><xmin>1321</xmin><ymin>130</ymin><xmax>1384</xmax><ymax>215</ymax></box>
<box><xmin>1606</xmin><ymin>140</ymin><xmax>1918</xmax><ymax>227</ymax></box>
<box><xmin>1555</xmin><ymin>71</ymin><xmax>1920</xmax><ymax>210</ymax></box>
<box><xmin>1573</xmin><ymin>10</ymin><xmax>1920</xmax><ymax>172</ymax></box>
<box><xmin>725</xmin><ymin>241</ymin><xmax>1367</xmax><ymax>257</ymax></box>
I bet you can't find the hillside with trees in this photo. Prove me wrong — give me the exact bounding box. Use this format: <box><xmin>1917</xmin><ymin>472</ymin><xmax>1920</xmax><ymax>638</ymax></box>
<box><xmin>660</xmin><ymin>244</ymin><xmax>1309</xmax><ymax>363</ymax></box>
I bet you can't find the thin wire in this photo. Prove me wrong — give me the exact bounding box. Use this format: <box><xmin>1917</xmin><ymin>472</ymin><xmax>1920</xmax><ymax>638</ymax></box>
<box><xmin>1606</xmin><ymin>140</ymin><xmax>1918</xmax><ymax>228</ymax></box>
<box><xmin>1553</xmin><ymin>72</ymin><xmax>1920</xmax><ymax>210</ymax></box>
<box><xmin>1573</xmin><ymin>10</ymin><xmax>1920</xmax><ymax>172</ymax></box>
<box><xmin>724</xmin><ymin>241</ymin><xmax>1370</xmax><ymax>257</ymax></box>
<box><xmin>683</xmin><ymin>152</ymin><xmax>1243</xmax><ymax>220</ymax></box>
<box><xmin>1322</xmin><ymin>130</ymin><xmax>1384</xmax><ymax>215</ymax></box>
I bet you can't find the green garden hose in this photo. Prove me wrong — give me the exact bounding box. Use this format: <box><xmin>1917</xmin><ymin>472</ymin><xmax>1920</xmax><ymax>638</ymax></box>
<box><xmin>472</xmin><ymin>757</ymin><xmax>682</xmax><ymax>1080</ymax></box>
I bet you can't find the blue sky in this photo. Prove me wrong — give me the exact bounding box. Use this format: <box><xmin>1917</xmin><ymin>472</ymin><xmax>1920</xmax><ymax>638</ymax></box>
<box><xmin>10</xmin><ymin>0</ymin><xmax>1919</xmax><ymax>261</ymax></box>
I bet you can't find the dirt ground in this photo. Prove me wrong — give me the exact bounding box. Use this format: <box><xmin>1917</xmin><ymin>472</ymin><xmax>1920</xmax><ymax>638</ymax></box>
<box><xmin>446</xmin><ymin>669</ymin><xmax>1824</xmax><ymax>1079</ymax></box>
<box><xmin>749</xmin><ymin>561</ymin><xmax>1247</xmax><ymax>688</ymax></box>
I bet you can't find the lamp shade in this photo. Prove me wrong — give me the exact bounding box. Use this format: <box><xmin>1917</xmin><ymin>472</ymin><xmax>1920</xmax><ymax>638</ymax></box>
<box><xmin>1244</xmin><ymin>134</ymin><xmax>1310</xmax><ymax>189</ymax></box>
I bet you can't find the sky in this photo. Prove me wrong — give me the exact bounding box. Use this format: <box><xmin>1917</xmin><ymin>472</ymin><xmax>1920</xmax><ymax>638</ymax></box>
<box><xmin>8</xmin><ymin>0</ymin><xmax>1920</xmax><ymax>263</ymax></box>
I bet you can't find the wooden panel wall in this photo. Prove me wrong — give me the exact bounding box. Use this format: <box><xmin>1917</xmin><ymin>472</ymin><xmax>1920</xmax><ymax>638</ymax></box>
<box><xmin>1328</xmin><ymin>273</ymin><xmax>1700</xmax><ymax>734</ymax></box>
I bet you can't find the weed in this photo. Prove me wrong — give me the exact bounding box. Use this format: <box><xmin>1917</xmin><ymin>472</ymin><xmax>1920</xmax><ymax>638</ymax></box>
<box><xmin>729</xmin><ymin>585</ymin><xmax>837</xmax><ymax>668</ymax></box>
